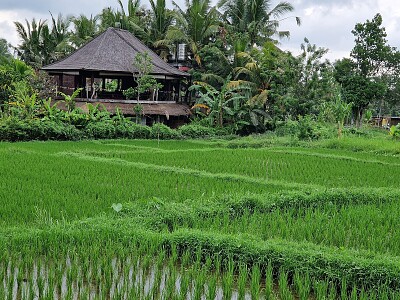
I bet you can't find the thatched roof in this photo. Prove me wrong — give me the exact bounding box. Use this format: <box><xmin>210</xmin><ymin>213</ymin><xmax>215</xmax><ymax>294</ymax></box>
<box><xmin>42</xmin><ymin>27</ymin><xmax>189</xmax><ymax>78</ymax></box>
<box><xmin>54</xmin><ymin>100</ymin><xmax>191</xmax><ymax>117</ymax></box>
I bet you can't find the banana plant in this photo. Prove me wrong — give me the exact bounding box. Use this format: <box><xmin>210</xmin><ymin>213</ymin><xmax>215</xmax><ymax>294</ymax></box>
<box><xmin>41</xmin><ymin>97</ymin><xmax>62</xmax><ymax>121</ymax></box>
<box><xmin>190</xmin><ymin>76</ymin><xmax>250</xmax><ymax>126</ymax></box>
<box><xmin>390</xmin><ymin>125</ymin><xmax>400</xmax><ymax>139</ymax></box>
<box><xmin>8</xmin><ymin>81</ymin><xmax>39</xmax><ymax>119</ymax></box>
<box><xmin>58</xmin><ymin>87</ymin><xmax>83</xmax><ymax>113</ymax></box>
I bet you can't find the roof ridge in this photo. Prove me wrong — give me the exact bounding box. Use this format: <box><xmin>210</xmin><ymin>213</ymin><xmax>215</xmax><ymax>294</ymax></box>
<box><xmin>113</xmin><ymin>28</ymin><xmax>188</xmax><ymax>76</ymax></box>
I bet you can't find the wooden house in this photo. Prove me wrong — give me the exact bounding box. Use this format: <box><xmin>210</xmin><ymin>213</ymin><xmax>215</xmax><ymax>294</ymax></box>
<box><xmin>42</xmin><ymin>27</ymin><xmax>191</xmax><ymax>127</ymax></box>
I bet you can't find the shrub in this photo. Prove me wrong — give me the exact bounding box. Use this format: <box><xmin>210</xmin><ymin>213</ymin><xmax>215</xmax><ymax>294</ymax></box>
<box><xmin>297</xmin><ymin>115</ymin><xmax>320</xmax><ymax>140</ymax></box>
<box><xmin>85</xmin><ymin>121</ymin><xmax>116</xmax><ymax>139</ymax></box>
<box><xmin>150</xmin><ymin>123</ymin><xmax>182</xmax><ymax>139</ymax></box>
<box><xmin>0</xmin><ymin>118</ymin><xmax>83</xmax><ymax>141</ymax></box>
<box><xmin>0</xmin><ymin>118</ymin><xmax>30</xmax><ymax>141</ymax></box>
<box><xmin>178</xmin><ymin>124</ymin><xmax>216</xmax><ymax>138</ymax></box>
<box><xmin>389</xmin><ymin>124</ymin><xmax>400</xmax><ymax>139</ymax></box>
<box><xmin>115</xmin><ymin>121</ymin><xmax>152</xmax><ymax>139</ymax></box>
<box><xmin>275</xmin><ymin>120</ymin><xmax>299</xmax><ymax>137</ymax></box>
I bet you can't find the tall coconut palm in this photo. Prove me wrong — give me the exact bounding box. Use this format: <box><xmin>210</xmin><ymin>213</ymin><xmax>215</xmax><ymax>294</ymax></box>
<box><xmin>15</xmin><ymin>14</ymin><xmax>71</xmax><ymax>67</ymax></box>
<box><xmin>40</xmin><ymin>13</ymin><xmax>72</xmax><ymax>64</ymax></box>
<box><xmin>14</xmin><ymin>18</ymin><xmax>47</xmax><ymax>67</ymax></box>
<box><xmin>49</xmin><ymin>13</ymin><xmax>72</xmax><ymax>57</ymax></box>
<box><xmin>99</xmin><ymin>0</ymin><xmax>149</xmax><ymax>42</ymax></box>
<box><xmin>168</xmin><ymin>0</ymin><xmax>220</xmax><ymax>66</ymax></box>
<box><xmin>149</xmin><ymin>0</ymin><xmax>174</xmax><ymax>59</ymax></box>
<box><xmin>70</xmin><ymin>14</ymin><xmax>99</xmax><ymax>49</ymax></box>
<box><xmin>218</xmin><ymin>0</ymin><xmax>300</xmax><ymax>45</ymax></box>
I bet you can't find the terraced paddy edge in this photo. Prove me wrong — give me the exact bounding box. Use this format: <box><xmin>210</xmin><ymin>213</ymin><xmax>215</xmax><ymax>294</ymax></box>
<box><xmin>0</xmin><ymin>138</ymin><xmax>399</xmax><ymax>298</ymax></box>
<box><xmin>1</xmin><ymin>221</ymin><xmax>400</xmax><ymax>299</ymax></box>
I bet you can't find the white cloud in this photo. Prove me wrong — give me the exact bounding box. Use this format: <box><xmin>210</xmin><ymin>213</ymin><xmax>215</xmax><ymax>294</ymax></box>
<box><xmin>0</xmin><ymin>9</ymin><xmax>51</xmax><ymax>48</ymax></box>
<box><xmin>278</xmin><ymin>0</ymin><xmax>400</xmax><ymax>61</ymax></box>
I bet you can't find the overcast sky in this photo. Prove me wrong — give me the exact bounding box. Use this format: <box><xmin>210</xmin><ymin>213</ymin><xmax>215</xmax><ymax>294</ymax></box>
<box><xmin>1</xmin><ymin>0</ymin><xmax>399</xmax><ymax>61</ymax></box>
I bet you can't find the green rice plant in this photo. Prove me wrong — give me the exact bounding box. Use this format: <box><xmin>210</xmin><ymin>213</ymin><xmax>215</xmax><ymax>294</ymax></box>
<box><xmin>207</xmin><ymin>272</ymin><xmax>217</xmax><ymax>300</ymax></box>
<box><xmin>205</xmin><ymin>254</ymin><xmax>212</xmax><ymax>272</ymax></box>
<box><xmin>314</xmin><ymin>279</ymin><xmax>329</xmax><ymax>300</ymax></box>
<box><xmin>250</xmin><ymin>263</ymin><xmax>261</xmax><ymax>299</ymax></box>
<box><xmin>367</xmin><ymin>289</ymin><xmax>377</xmax><ymax>300</ymax></box>
<box><xmin>238</xmin><ymin>264</ymin><xmax>248</xmax><ymax>300</ymax></box>
<box><xmin>222</xmin><ymin>266</ymin><xmax>234</xmax><ymax>299</ymax></box>
<box><xmin>350</xmin><ymin>285</ymin><xmax>358</xmax><ymax>300</ymax></box>
<box><xmin>341</xmin><ymin>277</ymin><xmax>348</xmax><ymax>300</ymax></box>
<box><xmin>152</xmin><ymin>264</ymin><xmax>163</xmax><ymax>298</ymax></box>
<box><xmin>0</xmin><ymin>137</ymin><xmax>399</xmax><ymax>299</ymax></box>
<box><xmin>214</xmin><ymin>255</ymin><xmax>221</xmax><ymax>275</ymax></box>
<box><xmin>193</xmin><ymin>269</ymin><xmax>205</xmax><ymax>300</ymax></box>
<box><xmin>179</xmin><ymin>270</ymin><xmax>190</xmax><ymax>300</ymax></box>
<box><xmin>181</xmin><ymin>250</ymin><xmax>191</xmax><ymax>271</ymax></box>
<box><xmin>278</xmin><ymin>269</ymin><xmax>293</xmax><ymax>300</ymax></box>
<box><xmin>377</xmin><ymin>285</ymin><xmax>389</xmax><ymax>300</ymax></box>
<box><xmin>359</xmin><ymin>287</ymin><xmax>368</xmax><ymax>300</ymax></box>
<box><xmin>327</xmin><ymin>283</ymin><xmax>337</xmax><ymax>300</ymax></box>
<box><xmin>294</xmin><ymin>271</ymin><xmax>310</xmax><ymax>300</ymax></box>
<box><xmin>264</xmin><ymin>261</ymin><xmax>274</xmax><ymax>300</ymax></box>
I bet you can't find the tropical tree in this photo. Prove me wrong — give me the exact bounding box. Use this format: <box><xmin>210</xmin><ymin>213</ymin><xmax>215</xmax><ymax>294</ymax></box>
<box><xmin>333</xmin><ymin>14</ymin><xmax>395</xmax><ymax>126</ymax></box>
<box><xmin>149</xmin><ymin>0</ymin><xmax>174</xmax><ymax>59</ymax></box>
<box><xmin>0</xmin><ymin>38</ymin><xmax>12</xmax><ymax>60</ymax></box>
<box><xmin>39</xmin><ymin>13</ymin><xmax>72</xmax><ymax>65</ymax></box>
<box><xmin>15</xmin><ymin>14</ymin><xmax>71</xmax><ymax>67</ymax></box>
<box><xmin>351</xmin><ymin>13</ymin><xmax>393</xmax><ymax>77</ymax></box>
<box><xmin>99</xmin><ymin>0</ymin><xmax>149</xmax><ymax>42</ymax></box>
<box><xmin>168</xmin><ymin>0</ymin><xmax>220</xmax><ymax>66</ymax></box>
<box><xmin>49</xmin><ymin>13</ymin><xmax>72</xmax><ymax>59</ymax></box>
<box><xmin>323</xmin><ymin>91</ymin><xmax>352</xmax><ymax>138</ymax></box>
<box><xmin>190</xmin><ymin>76</ymin><xmax>250</xmax><ymax>126</ymax></box>
<box><xmin>129</xmin><ymin>52</ymin><xmax>163</xmax><ymax>102</ymax></box>
<box><xmin>14</xmin><ymin>18</ymin><xmax>47</xmax><ymax>67</ymax></box>
<box><xmin>70</xmin><ymin>14</ymin><xmax>99</xmax><ymax>49</ymax></box>
<box><xmin>217</xmin><ymin>0</ymin><xmax>300</xmax><ymax>45</ymax></box>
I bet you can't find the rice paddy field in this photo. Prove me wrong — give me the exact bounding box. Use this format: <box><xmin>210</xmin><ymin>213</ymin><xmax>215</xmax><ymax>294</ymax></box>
<box><xmin>0</xmin><ymin>134</ymin><xmax>399</xmax><ymax>299</ymax></box>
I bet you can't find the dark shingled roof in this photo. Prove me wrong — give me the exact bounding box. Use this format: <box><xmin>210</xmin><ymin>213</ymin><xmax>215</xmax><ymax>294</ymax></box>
<box><xmin>42</xmin><ymin>27</ymin><xmax>189</xmax><ymax>78</ymax></box>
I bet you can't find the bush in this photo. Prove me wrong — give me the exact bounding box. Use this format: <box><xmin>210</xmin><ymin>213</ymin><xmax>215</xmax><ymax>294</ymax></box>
<box><xmin>178</xmin><ymin>124</ymin><xmax>216</xmax><ymax>138</ymax></box>
<box><xmin>150</xmin><ymin>123</ymin><xmax>182</xmax><ymax>139</ymax></box>
<box><xmin>85</xmin><ymin>121</ymin><xmax>116</xmax><ymax>139</ymax></box>
<box><xmin>297</xmin><ymin>115</ymin><xmax>320</xmax><ymax>140</ymax></box>
<box><xmin>0</xmin><ymin>117</ymin><xmax>235</xmax><ymax>142</ymax></box>
<box><xmin>343</xmin><ymin>127</ymin><xmax>372</xmax><ymax>137</ymax></box>
<box><xmin>30</xmin><ymin>119</ymin><xmax>83</xmax><ymax>140</ymax></box>
<box><xmin>275</xmin><ymin>117</ymin><xmax>335</xmax><ymax>140</ymax></box>
<box><xmin>0</xmin><ymin>118</ymin><xmax>30</xmax><ymax>141</ymax></box>
<box><xmin>115</xmin><ymin>121</ymin><xmax>152</xmax><ymax>139</ymax></box>
<box><xmin>275</xmin><ymin>119</ymin><xmax>299</xmax><ymax>137</ymax></box>
<box><xmin>390</xmin><ymin>124</ymin><xmax>400</xmax><ymax>139</ymax></box>
<box><xmin>0</xmin><ymin>118</ymin><xmax>83</xmax><ymax>141</ymax></box>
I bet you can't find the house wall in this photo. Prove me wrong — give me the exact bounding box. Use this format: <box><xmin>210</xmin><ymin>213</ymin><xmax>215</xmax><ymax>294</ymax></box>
<box><xmin>54</xmin><ymin>75</ymin><xmax>76</xmax><ymax>96</ymax></box>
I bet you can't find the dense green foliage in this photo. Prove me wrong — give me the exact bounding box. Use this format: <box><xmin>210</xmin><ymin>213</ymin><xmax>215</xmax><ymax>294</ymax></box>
<box><xmin>0</xmin><ymin>135</ymin><xmax>399</xmax><ymax>298</ymax></box>
<box><xmin>1</xmin><ymin>1</ymin><xmax>399</xmax><ymax>134</ymax></box>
